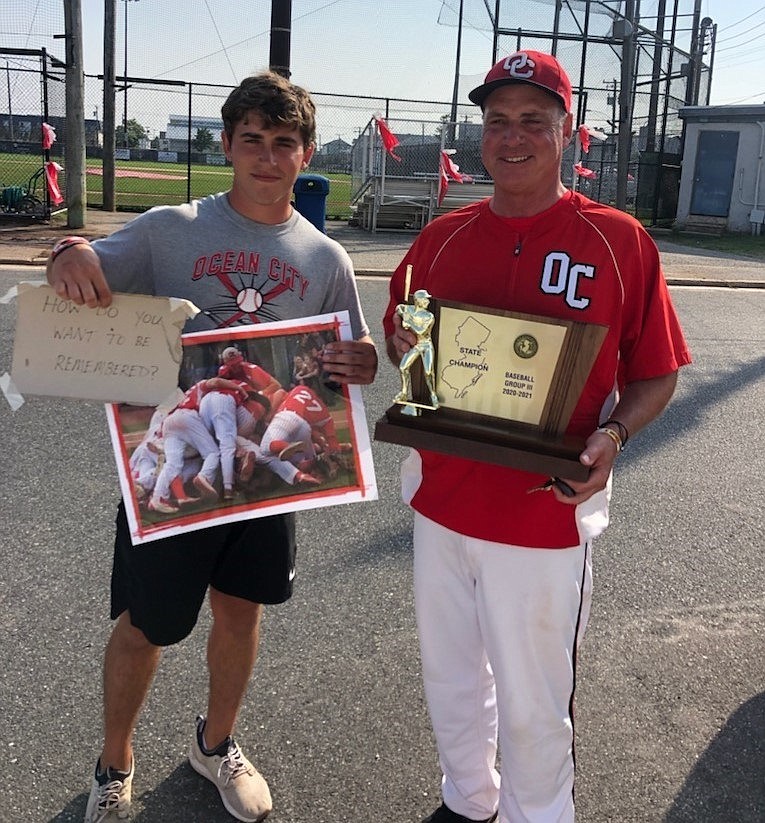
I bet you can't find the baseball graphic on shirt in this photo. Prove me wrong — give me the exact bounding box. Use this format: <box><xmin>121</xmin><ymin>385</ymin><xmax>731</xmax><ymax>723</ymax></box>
<box><xmin>236</xmin><ymin>288</ymin><xmax>263</xmax><ymax>313</ymax></box>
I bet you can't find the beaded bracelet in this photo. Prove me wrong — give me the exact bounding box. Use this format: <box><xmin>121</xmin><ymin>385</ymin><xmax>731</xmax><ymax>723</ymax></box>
<box><xmin>50</xmin><ymin>235</ymin><xmax>90</xmax><ymax>262</ymax></box>
<box><xmin>595</xmin><ymin>425</ymin><xmax>623</xmax><ymax>452</ymax></box>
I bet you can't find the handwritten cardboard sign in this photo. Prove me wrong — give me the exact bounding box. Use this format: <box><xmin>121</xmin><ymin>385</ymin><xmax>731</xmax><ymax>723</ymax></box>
<box><xmin>10</xmin><ymin>283</ymin><xmax>198</xmax><ymax>404</ymax></box>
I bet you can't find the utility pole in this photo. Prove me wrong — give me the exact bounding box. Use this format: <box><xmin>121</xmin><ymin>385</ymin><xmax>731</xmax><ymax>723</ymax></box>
<box><xmin>606</xmin><ymin>78</ymin><xmax>618</xmax><ymax>132</ymax></box>
<box><xmin>269</xmin><ymin>0</ymin><xmax>292</xmax><ymax>78</ymax></box>
<box><xmin>615</xmin><ymin>0</ymin><xmax>636</xmax><ymax>211</ymax></box>
<box><xmin>685</xmin><ymin>0</ymin><xmax>702</xmax><ymax>106</ymax></box>
<box><xmin>645</xmin><ymin>0</ymin><xmax>666</xmax><ymax>152</ymax></box>
<box><xmin>705</xmin><ymin>20</ymin><xmax>717</xmax><ymax>105</ymax></box>
<box><xmin>448</xmin><ymin>0</ymin><xmax>464</xmax><ymax>145</ymax></box>
<box><xmin>103</xmin><ymin>0</ymin><xmax>117</xmax><ymax>211</ymax></box>
<box><xmin>63</xmin><ymin>0</ymin><xmax>87</xmax><ymax>227</ymax></box>
<box><xmin>5</xmin><ymin>62</ymin><xmax>13</xmax><ymax>140</ymax></box>
<box><xmin>121</xmin><ymin>0</ymin><xmax>139</xmax><ymax>149</ymax></box>
<box><xmin>694</xmin><ymin>16</ymin><xmax>713</xmax><ymax>105</ymax></box>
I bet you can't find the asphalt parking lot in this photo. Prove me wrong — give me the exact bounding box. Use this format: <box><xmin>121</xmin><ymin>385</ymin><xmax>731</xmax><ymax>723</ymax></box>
<box><xmin>0</xmin><ymin>260</ymin><xmax>763</xmax><ymax>822</ymax></box>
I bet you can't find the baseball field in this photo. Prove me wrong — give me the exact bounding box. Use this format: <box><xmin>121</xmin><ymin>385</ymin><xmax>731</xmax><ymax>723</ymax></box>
<box><xmin>0</xmin><ymin>152</ymin><xmax>354</xmax><ymax>219</ymax></box>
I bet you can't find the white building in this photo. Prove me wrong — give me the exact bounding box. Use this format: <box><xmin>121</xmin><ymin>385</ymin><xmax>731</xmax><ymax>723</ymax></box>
<box><xmin>164</xmin><ymin>115</ymin><xmax>225</xmax><ymax>153</ymax></box>
<box><xmin>676</xmin><ymin>105</ymin><xmax>765</xmax><ymax>234</ymax></box>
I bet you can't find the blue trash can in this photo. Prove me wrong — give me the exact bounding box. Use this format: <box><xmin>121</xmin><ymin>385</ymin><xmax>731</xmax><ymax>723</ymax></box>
<box><xmin>293</xmin><ymin>174</ymin><xmax>329</xmax><ymax>232</ymax></box>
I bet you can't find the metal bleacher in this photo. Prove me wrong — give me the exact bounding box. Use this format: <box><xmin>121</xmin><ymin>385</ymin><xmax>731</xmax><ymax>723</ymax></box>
<box><xmin>350</xmin><ymin>117</ymin><xmax>494</xmax><ymax>233</ymax></box>
<box><xmin>351</xmin><ymin>175</ymin><xmax>495</xmax><ymax>232</ymax></box>
<box><xmin>352</xmin><ymin>176</ymin><xmax>435</xmax><ymax>232</ymax></box>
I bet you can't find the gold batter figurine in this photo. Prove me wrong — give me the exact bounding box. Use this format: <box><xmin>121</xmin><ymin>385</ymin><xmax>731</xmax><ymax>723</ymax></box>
<box><xmin>395</xmin><ymin>287</ymin><xmax>440</xmax><ymax>416</ymax></box>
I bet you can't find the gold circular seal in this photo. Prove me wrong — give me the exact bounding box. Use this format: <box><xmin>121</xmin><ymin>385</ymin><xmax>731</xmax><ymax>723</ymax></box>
<box><xmin>513</xmin><ymin>334</ymin><xmax>538</xmax><ymax>359</ymax></box>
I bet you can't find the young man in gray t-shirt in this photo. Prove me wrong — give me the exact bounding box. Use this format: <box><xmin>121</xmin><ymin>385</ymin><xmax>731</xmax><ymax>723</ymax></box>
<box><xmin>47</xmin><ymin>71</ymin><xmax>377</xmax><ymax>823</ymax></box>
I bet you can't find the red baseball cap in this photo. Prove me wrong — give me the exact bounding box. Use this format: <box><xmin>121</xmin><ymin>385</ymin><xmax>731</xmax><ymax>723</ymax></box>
<box><xmin>469</xmin><ymin>50</ymin><xmax>573</xmax><ymax>113</ymax></box>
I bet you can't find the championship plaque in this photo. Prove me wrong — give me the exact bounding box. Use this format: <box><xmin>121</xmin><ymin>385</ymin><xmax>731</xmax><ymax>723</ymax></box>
<box><xmin>375</xmin><ymin>294</ymin><xmax>608</xmax><ymax>479</ymax></box>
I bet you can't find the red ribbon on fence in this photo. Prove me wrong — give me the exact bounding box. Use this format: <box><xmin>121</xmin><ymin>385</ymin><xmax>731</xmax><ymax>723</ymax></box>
<box><xmin>573</xmin><ymin>162</ymin><xmax>597</xmax><ymax>179</ymax></box>
<box><xmin>374</xmin><ymin>116</ymin><xmax>401</xmax><ymax>162</ymax></box>
<box><xmin>438</xmin><ymin>150</ymin><xmax>472</xmax><ymax>206</ymax></box>
<box><xmin>578</xmin><ymin>124</ymin><xmax>591</xmax><ymax>154</ymax></box>
<box><xmin>42</xmin><ymin>122</ymin><xmax>57</xmax><ymax>150</ymax></box>
<box><xmin>44</xmin><ymin>161</ymin><xmax>64</xmax><ymax>205</ymax></box>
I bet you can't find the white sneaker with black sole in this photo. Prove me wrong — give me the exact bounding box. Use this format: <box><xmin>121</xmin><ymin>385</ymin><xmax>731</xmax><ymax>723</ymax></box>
<box><xmin>189</xmin><ymin>715</ymin><xmax>272</xmax><ymax>822</ymax></box>
<box><xmin>84</xmin><ymin>758</ymin><xmax>133</xmax><ymax>822</ymax></box>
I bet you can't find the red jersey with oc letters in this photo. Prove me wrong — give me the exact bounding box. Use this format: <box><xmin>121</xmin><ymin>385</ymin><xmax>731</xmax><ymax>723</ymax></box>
<box><xmin>383</xmin><ymin>191</ymin><xmax>691</xmax><ymax>548</ymax></box>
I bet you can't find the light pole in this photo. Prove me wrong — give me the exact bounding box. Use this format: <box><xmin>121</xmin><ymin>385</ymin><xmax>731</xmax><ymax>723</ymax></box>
<box><xmin>122</xmin><ymin>0</ymin><xmax>139</xmax><ymax>149</ymax></box>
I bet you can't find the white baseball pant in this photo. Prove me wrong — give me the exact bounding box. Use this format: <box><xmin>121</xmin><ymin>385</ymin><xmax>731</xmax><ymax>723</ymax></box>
<box><xmin>153</xmin><ymin>408</ymin><xmax>220</xmax><ymax>502</ymax></box>
<box><xmin>129</xmin><ymin>410</ymin><xmax>166</xmax><ymax>492</ymax></box>
<box><xmin>413</xmin><ymin>512</ymin><xmax>592</xmax><ymax>823</ymax></box>
<box><xmin>130</xmin><ymin>443</ymin><xmax>158</xmax><ymax>491</ymax></box>
<box><xmin>236</xmin><ymin>404</ymin><xmax>259</xmax><ymax>439</ymax></box>
<box><xmin>256</xmin><ymin>410</ymin><xmax>315</xmax><ymax>485</ymax></box>
<box><xmin>199</xmin><ymin>392</ymin><xmax>238</xmax><ymax>487</ymax></box>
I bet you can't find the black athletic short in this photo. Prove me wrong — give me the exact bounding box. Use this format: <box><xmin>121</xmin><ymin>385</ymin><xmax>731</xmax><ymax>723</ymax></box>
<box><xmin>111</xmin><ymin>501</ymin><xmax>296</xmax><ymax>646</ymax></box>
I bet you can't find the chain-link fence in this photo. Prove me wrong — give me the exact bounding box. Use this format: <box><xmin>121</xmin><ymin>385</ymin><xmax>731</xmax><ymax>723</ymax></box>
<box><xmin>1</xmin><ymin>1</ymin><xmax>709</xmax><ymax>229</ymax></box>
<box><xmin>8</xmin><ymin>69</ymin><xmax>489</xmax><ymax>223</ymax></box>
<box><xmin>0</xmin><ymin>61</ymin><xmax>695</xmax><ymax>227</ymax></box>
<box><xmin>0</xmin><ymin>48</ymin><xmax>66</xmax><ymax>220</ymax></box>
<box><xmin>492</xmin><ymin>0</ymin><xmax>713</xmax><ymax>223</ymax></box>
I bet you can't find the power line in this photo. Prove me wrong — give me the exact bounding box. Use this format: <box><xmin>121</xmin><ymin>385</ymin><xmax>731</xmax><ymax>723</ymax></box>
<box><xmin>156</xmin><ymin>0</ymin><xmax>345</xmax><ymax>79</ymax></box>
<box><xmin>724</xmin><ymin>89</ymin><xmax>765</xmax><ymax>104</ymax></box>
<box><xmin>715</xmin><ymin>16</ymin><xmax>765</xmax><ymax>45</ymax></box>
<box><xmin>715</xmin><ymin>24</ymin><xmax>765</xmax><ymax>51</ymax></box>
<box><xmin>713</xmin><ymin>41</ymin><xmax>765</xmax><ymax>65</ymax></box>
<box><xmin>715</xmin><ymin>46</ymin><xmax>765</xmax><ymax>65</ymax></box>
<box><xmin>715</xmin><ymin>4</ymin><xmax>765</xmax><ymax>33</ymax></box>
<box><xmin>202</xmin><ymin>0</ymin><xmax>238</xmax><ymax>84</ymax></box>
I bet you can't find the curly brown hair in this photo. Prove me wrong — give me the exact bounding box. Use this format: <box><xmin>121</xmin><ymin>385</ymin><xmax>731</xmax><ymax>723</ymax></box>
<box><xmin>221</xmin><ymin>71</ymin><xmax>316</xmax><ymax>147</ymax></box>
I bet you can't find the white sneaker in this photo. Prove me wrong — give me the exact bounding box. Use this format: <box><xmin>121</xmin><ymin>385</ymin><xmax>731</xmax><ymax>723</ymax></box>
<box><xmin>84</xmin><ymin>759</ymin><xmax>133</xmax><ymax>822</ymax></box>
<box><xmin>147</xmin><ymin>496</ymin><xmax>178</xmax><ymax>514</ymax></box>
<box><xmin>193</xmin><ymin>474</ymin><xmax>219</xmax><ymax>500</ymax></box>
<box><xmin>278</xmin><ymin>441</ymin><xmax>304</xmax><ymax>461</ymax></box>
<box><xmin>189</xmin><ymin>715</ymin><xmax>272</xmax><ymax>822</ymax></box>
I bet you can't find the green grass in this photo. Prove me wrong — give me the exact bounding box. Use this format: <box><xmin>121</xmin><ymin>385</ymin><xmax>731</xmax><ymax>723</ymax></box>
<box><xmin>0</xmin><ymin>151</ymin><xmax>353</xmax><ymax>219</ymax></box>
<box><xmin>6</xmin><ymin>150</ymin><xmax>762</xmax><ymax>246</ymax></box>
<box><xmin>659</xmin><ymin>231</ymin><xmax>765</xmax><ymax>261</ymax></box>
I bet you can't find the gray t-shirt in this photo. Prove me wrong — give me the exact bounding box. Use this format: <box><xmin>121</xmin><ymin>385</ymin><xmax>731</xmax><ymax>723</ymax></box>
<box><xmin>92</xmin><ymin>192</ymin><xmax>369</xmax><ymax>337</ymax></box>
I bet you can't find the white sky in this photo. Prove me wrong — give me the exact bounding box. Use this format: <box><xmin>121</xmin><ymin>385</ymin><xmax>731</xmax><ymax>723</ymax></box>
<box><xmin>73</xmin><ymin>0</ymin><xmax>765</xmax><ymax>106</ymax></box>
<box><xmin>4</xmin><ymin>0</ymin><xmax>764</xmax><ymax>143</ymax></box>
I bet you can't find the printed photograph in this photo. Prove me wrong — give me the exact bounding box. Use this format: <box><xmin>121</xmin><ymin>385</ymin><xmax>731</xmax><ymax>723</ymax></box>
<box><xmin>107</xmin><ymin>312</ymin><xmax>377</xmax><ymax>544</ymax></box>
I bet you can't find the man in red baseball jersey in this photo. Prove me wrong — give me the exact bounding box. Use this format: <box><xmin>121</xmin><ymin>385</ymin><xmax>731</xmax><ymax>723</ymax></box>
<box><xmin>384</xmin><ymin>50</ymin><xmax>691</xmax><ymax>823</ymax></box>
<box><xmin>218</xmin><ymin>346</ymin><xmax>287</xmax><ymax>418</ymax></box>
<box><xmin>239</xmin><ymin>384</ymin><xmax>350</xmax><ymax>487</ymax></box>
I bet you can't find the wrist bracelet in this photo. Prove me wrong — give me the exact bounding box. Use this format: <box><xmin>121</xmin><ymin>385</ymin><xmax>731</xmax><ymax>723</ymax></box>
<box><xmin>595</xmin><ymin>426</ymin><xmax>623</xmax><ymax>452</ymax></box>
<box><xmin>50</xmin><ymin>235</ymin><xmax>90</xmax><ymax>262</ymax></box>
<box><xmin>602</xmin><ymin>418</ymin><xmax>629</xmax><ymax>446</ymax></box>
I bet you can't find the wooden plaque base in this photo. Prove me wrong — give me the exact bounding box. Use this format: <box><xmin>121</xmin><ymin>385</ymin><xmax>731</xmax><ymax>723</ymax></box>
<box><xmin>375</xmin><ymin>404</ymin><xmax>589</xmax><ymax>480</ymax></box>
